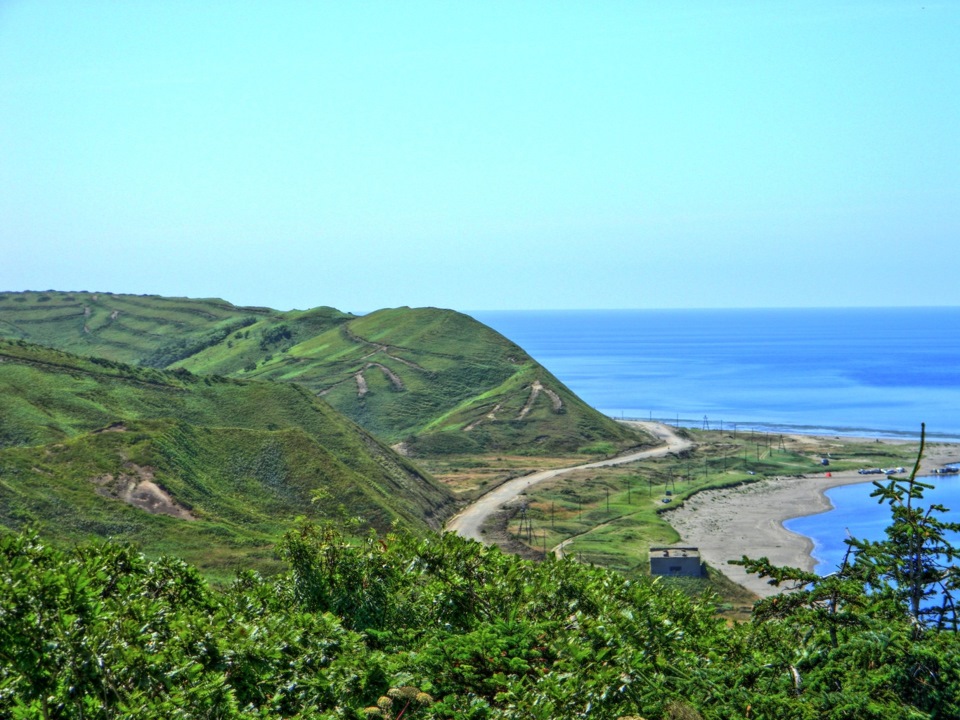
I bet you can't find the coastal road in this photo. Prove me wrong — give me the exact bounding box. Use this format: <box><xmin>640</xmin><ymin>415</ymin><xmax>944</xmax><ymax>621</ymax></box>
<box><xmin>445</xmin><ymin>422</ymin><xmax>692</xmax><ymax>543</ymax></box>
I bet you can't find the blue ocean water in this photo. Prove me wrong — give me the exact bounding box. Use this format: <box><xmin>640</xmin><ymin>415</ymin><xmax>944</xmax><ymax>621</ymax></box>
<box><xmin>473</xmin><ymin>308</ymin><xmax>960</xmax><ymax>442</ymax></box>
<box><xmin>472</xmin><ymin>307</ymin><xmax>960</xmax><ymax>569</ymax></box>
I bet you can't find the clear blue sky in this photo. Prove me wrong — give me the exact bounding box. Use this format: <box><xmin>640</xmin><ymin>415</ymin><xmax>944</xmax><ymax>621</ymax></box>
<box><xmin>2</xmin><ymin>1</ymin><xmax>958</xmax><ymax>312</ymax></box>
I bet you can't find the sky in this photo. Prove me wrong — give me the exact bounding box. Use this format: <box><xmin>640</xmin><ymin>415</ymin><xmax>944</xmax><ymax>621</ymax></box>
<box><xmin>2</xmin><ymin>1</ymin><xmax>958</xmax><ymax>313</ymax></box>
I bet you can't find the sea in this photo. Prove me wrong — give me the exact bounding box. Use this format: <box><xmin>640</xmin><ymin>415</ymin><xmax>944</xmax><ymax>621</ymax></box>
<box><xmin>472</xmin><ymin>307</ymin><xmax>960</xmax><ymax>575</ymax></box>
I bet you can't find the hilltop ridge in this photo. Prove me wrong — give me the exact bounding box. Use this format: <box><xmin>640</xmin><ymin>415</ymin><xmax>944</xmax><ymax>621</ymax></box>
<box><xmin>0</xmin><ymin>290</ymin><xmax>646</xmax><ymax>456</ymax></box>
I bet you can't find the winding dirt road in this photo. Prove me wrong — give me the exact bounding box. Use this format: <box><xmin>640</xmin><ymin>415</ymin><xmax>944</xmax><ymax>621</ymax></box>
<box><xmin>445</xmin><ymin>422</ymin><xmax>692</xmax><ymax>543</ymax></box>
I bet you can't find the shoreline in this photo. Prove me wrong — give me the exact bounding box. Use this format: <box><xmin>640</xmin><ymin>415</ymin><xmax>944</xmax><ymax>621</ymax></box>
<box><xmin>613</xmin><ymin>415</ymin><xmax>960</xmax><ymax>445</ymax></box>
<box><xmin>664</xmin><ymin>438</ymin><xmax>960</xmax><ymax>599</ymax></box>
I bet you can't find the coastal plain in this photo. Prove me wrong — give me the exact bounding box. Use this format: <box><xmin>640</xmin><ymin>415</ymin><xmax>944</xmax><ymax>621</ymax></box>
<box><xmin>430</xmin><ymin>425</ymin><xmax>956</xmax><ymax>608</ymax></box>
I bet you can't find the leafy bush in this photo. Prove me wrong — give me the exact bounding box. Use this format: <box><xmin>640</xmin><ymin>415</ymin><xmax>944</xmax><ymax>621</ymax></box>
<box><xmin>2</xmin><ymin>503</ymin><xmax>959</xmax><ymax>719</ymax></box>
<box><xmin>139</xmin><ymin>317</ymin><xmax>257</xmax><ymax>368</ymax></box>
<box><xmin>735</xmin><ymin>425</ymin><xmax>960</xmax><ymax>719</ymax></box>
<box><xmin>259</xmin><ymin>323</ymin><xmax>293</xmax><ymax>349</ymax></box>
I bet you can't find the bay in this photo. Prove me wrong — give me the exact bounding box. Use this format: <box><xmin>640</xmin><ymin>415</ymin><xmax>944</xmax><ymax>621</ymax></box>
<box><xmin>785</xmin><ymin>471</ymin><xmax>960</xmax><ymax>575</ymax></box>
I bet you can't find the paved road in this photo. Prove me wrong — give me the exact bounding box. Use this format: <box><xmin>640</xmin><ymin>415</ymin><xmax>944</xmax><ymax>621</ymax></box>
<box><xmin>445</xmin><ymin>422</ymin><xmax>693</xmax><ymax>543</ymax></box>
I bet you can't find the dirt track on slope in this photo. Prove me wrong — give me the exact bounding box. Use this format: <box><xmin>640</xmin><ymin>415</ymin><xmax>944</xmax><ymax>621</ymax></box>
<box><xmin>444</xmin><ymin>422</ymin><xmax>691</xmax><ymax>543</ymax></box>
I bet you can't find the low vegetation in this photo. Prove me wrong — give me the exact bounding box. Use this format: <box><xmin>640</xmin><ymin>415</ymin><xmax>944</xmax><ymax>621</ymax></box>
<box><xmin>2</xmin><ymin>452</ymin><xmax>958</xmax><ymax>718</ymax></box>
<box><xmin>0</xmin><ymin>339</ymin><xmax>453</xmax><ymax>580</ymax></box>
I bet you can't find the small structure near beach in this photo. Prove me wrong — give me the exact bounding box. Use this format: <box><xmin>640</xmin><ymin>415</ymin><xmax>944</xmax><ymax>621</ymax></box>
<box><xmin>649</xmin><ymin>546</ymin><xmax>703</xmax><ymax>577</ymax></box>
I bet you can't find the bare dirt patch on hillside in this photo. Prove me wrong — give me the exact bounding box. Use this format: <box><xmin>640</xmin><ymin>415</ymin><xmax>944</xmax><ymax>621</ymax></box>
<box><xmin>93</xmin><ymin>422</ymin><xmax>128</xmax><ymax>433</ymax></box>
<box><xmin>518</xmin><ymin>381</ymin><xmax>555</xmax><ymax>419</ymax></box>
<box><xmin>91</xmin><ymin>463</ymin><xmax>196</xmax><ymax>520</ymax></box>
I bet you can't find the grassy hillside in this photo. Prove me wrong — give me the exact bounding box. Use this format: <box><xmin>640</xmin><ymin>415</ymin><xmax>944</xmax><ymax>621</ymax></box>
<box><xmin>0</xmin><ymin>290</ymin><xmax>283</xmax><ymax>364</ymax></box>
<box><xmin>0</xmin><ymin>291</ymin><xmax>647</xmax><ymax>455</ymax></box>
<box><xmin>216</xmin><ymin>306</ymin><xmax>641</xmax><ymax>455</ymax></box>
<box><xmin>0</xmin><ymin>339</ymin><xmax>454</xmax><ymax>578</ymax></box>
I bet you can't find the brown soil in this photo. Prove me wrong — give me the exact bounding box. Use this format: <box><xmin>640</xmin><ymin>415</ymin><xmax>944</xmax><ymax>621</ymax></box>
<box><xmin>93</xmin><ymin>422</ymin><xmax>127</xmax><ymax>433</ymax></box>
<box><xmin>517</xmin><ymin>381</ymin><xmax>563</xmax><ymax>420</ymax></box>
<box><xmin>483</xmin><ymin>505</ymin><xmax>548</xmax><ymax>562</ymax></box>
<box><xmin>91</xmin><ymin>463</ymin><xmax>195</xmax><ymax>520</ymax></box>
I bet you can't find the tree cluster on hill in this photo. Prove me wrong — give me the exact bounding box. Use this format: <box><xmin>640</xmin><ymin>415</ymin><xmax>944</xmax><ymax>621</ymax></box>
<box><xmin>139</xmin><ymin>317</ymin><xmax>258</xmax><ymax>368</ymax></box>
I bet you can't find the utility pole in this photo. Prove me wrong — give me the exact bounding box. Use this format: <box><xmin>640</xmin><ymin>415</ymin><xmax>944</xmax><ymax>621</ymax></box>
<box><xmin>518</xmin><ymin>503</ymin><xmax>531</xmax><ymax>543</ymax></box>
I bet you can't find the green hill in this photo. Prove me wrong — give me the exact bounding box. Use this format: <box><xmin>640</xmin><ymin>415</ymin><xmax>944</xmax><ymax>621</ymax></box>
<box><xmin>0</xmin><ymin>339</ymin><xmax>454</xmax><ymax>578</ymax></box>
<box><xmin>0</xmin><ymin>291</ymin><xmax>646</xmax><ymax>455</ymax></box>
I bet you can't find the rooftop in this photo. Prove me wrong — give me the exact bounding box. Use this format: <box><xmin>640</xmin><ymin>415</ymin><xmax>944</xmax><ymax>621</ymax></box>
<box><xmin>649</xmin><ymin>546</ymin><xmax>700</xmax><ymax>558</ymax></box>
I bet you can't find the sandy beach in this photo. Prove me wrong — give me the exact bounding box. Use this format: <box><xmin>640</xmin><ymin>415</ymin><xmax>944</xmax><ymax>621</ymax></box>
<box><xmin>664</xmin><ymin>439</ymin><xmax>960</xmax><ymax>599</ymax></box>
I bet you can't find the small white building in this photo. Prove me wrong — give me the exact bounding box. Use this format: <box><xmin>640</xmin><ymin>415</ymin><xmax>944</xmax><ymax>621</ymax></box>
<box><xmin>649</xmin><ymin>546</ymin><xmax>702</xmax><ymax>577</ymax></box>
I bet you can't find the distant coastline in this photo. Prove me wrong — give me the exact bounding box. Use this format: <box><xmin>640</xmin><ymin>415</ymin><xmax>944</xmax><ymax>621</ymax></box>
<box><xmin>615</xmin><ymin>415</ymin><xmax>960</xmax><ymax>444</ymax></box>
<box><xmin>472</xmin><ymin>308</ymin><xmax>960</xmax><ymax>597</ymax></box>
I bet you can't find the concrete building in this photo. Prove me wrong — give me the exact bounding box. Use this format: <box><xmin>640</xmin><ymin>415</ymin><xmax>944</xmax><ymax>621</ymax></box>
<box><xmin>649</xmin><ymin>546</ymin><xmax>702</xmax><ymax>577</ymax></box>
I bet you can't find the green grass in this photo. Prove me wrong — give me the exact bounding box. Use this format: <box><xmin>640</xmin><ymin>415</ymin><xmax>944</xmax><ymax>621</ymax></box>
<box><xmin>0</xmin><ymin>291</ymin><xmax>273</xmax><ymax>364</ymax></box>
<box><xmin>1</xmin><ymin>292</ymin><xmax>649</xmax><ymax>456</ymax></box>
<box><xmin>0</xmin><ymin>338</ymin><xmax>455</xmax><ymax>579</ymax></box>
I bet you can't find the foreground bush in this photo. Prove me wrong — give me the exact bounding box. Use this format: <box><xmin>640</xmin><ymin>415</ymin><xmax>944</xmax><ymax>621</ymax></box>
<box><xmin>2</xmin><ymin>474</ymin><xmax>959</xmax><ymax>719</ymax></box>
